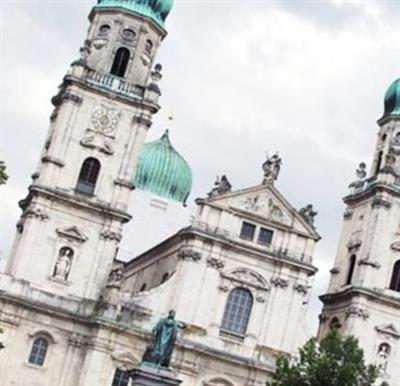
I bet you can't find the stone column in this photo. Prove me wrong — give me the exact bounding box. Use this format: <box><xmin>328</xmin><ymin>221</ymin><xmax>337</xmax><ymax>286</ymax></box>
<box><xmin>130</xmin><ymin>364</ymin><xmax>182</xmax><ymax>386</ymax></box>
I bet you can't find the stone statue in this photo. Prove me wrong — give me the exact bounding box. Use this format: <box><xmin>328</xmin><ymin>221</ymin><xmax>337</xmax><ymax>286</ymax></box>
<box><xmin>142</xmin><ymin>310</ymin><xmax>184</xmax><ymax>369</ymax></box>
<box><xmin>376</xmin><ymin>343</ymin><xmax>390</xmax><ymax>374</ymax></box>
<box><xmin>355</xmin><ymin>162</ymin><xmax>367</xmax><ymax>180</ymax></box>
<box><xmin>208</xmin><ymin>175</ymin><xmax>232</xmax><ymax>198</ymax></box>
<box><xmin>299</xmin><ymin>204</ymin><xmax>318</xmax><ymax>226</ymax></box>
<box><xmin>53</xmin><ymin>247</ymin><xmax>73</xmax><ymax>281</ymax></box>
<box><xmin>262</xmin><ymin>152</ymin><xmax>282</xmax><ymax>184</ymax></box>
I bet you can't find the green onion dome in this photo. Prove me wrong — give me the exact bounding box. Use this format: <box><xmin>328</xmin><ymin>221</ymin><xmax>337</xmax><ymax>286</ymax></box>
<box><xmin>134</xmin><ymin>130</ymin><xmax>192</xmax><ymax>204</ymax></box>
<box><xmin>383</xmin><ymin>78</ymin><xmax>400</xmax><ymax>118</ymax></box>
<box><xmin>96</xmin><ymin>0</ymin><xmax>173</xmax><ymax>29</ymax></box>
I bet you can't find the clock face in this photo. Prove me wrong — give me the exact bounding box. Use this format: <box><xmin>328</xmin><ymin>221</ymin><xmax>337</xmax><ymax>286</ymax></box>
<box><xmin>91</xmin><ymin>107</ymin><xmax>119</xmax><ymax>135</ymax></box>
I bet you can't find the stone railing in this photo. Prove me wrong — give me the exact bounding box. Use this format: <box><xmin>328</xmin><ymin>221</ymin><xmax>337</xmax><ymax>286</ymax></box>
<box><xmin>83</xmin><ymin>69</ymin><xmax>145</xmax><ymax>99</ymax></box>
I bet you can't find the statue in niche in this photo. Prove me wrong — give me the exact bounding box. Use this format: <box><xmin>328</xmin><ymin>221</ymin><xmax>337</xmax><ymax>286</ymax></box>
<box><xmin>262</xmin><ymin>152</ymin><xmax>282</xmax><ymax>184</ymax></box>
<box><xmin>299</xmin><ymin>204</ymin><xmax>318</xmax><ymax>226</ymax></box>
<box><xmin>142</xmin><ymin>310</ymin><xmax>185</xmax><ymax>369</ymax></box>
<box><xmin>208</xmin><ymin>175</ymin><xmax>232</xmax><ymax>198</ymax></box>
<box><xmin>376</xmin><ymin>343</ymin><xmax>391</xmax><ymax>374</ymax></box>
<box><xmin>53</xmin><ymin>246</ymin><xmax>73</xmax><ymax>281</ymax></box>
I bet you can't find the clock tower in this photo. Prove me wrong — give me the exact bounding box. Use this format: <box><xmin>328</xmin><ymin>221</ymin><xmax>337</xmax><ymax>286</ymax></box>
<box><xmin>319</xmin><ymin>78</ymin><xmax>400</xmax><ymax>384</ymax></box>
<box><xmin>5</xmin><ymin>0</ymin><xmax>173</xmax><ymax>301</ymax></box>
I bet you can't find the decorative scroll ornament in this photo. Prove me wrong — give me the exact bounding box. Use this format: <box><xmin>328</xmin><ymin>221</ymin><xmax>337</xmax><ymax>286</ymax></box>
<box><xmin>91</xmin><ymin>106</ymin><xmax>120</xmax><ymax>136</ymax></box>
<box><xmin>270</xmin><ymin>277</ymin><xmax>289</xmax><ymax>288</ymax></box>
<box><xmin>207</xmin><ymin>257</ymin><xmax>225</xmax><ymax>270</ymax></box>
<box><xmin>178</xmin><ymin>248</ymin><xmax>202</xmax><ymax>262</ymax></box>
<box><xmin>80</xmin><ymin>136</ymin><xmax>114</xmax><ymax>155</ymax></box>
<box><xmin>345</xmin><ymin>307</ymin><xmax>369</xmax><ymax>320</ymax></box>
<box><xmin>220</xmin><ymin>268</ymin><xmax>269</xmax><ymax>302</ymax></box>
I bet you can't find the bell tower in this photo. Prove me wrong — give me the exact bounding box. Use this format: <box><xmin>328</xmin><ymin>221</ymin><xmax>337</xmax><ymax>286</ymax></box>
<box><xmin>319</xmin><ymin>78</ymin><xmax>400</xmax><ymax>384</ymax></box>
<box><xmin>5</xmin><ymin>0</ymin><xmax>174</xmax><ymax>300</ymax></box>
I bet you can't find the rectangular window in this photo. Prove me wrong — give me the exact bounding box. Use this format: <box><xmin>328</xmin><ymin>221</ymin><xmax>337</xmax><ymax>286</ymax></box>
<box><xmin>258</xmin><ymin>227</ymin><xmax>273</xmax><ymax>246</ymax></box>
<box><xmin>240</xmin><ymin>222</ymin><xmax>256</xmax><ymax>241</ymax></box>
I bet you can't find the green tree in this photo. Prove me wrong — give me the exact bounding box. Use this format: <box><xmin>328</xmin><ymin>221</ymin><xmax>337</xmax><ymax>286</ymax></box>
<box><xmin>267</xmin><ymin>331</ymin><xmax>379</xmax><ymax>386</ymax></box>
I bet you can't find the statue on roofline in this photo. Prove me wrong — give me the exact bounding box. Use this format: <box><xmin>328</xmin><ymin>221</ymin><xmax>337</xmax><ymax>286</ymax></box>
<box><xmin>262</xmin><ymin>152</ymin><xmax>282</xmax><ymax>185</ymax></box>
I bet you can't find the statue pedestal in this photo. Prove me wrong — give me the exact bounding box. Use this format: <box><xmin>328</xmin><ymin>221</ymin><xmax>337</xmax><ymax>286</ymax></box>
<box><xmin>130</xmin><ymin>364</ymin><xmax>182</xmax><ymax>386</ymax></box>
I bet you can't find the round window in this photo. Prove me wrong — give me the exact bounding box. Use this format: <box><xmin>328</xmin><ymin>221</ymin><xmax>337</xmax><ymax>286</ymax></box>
<box><xmin>122</xmin><ymin>28</ymin><xmax>136</xmax><ymax>41</ymax></box>
<box><xmin>99</xmin><ymin>24</ymin><xmax>111</xmax><ymax>35</ymax></box>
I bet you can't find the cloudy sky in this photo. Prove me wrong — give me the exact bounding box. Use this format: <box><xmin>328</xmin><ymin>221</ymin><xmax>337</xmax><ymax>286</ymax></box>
<box><xmin>1</xmin><ymin>0</ymin><xmax>399</xmax><ymax>332</ymax></box>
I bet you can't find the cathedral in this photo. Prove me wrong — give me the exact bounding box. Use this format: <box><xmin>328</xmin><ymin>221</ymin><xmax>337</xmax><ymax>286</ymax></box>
<box><xmin>0</xmin><ymin>1</ymin><xmax>399</xmax><ymax>386</ymax></box>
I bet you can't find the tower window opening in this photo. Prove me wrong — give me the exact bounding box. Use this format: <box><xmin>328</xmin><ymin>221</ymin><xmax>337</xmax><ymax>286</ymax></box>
<box><xmin>112</xmin><ymin>368</ymin><xmax>130</xmax><ymax>386</ymax></box>
<box><xmin>389</xmin><ymin>260</ymin><xmax>400</xmax><ymax>292</ymax></box>
<box><xmin>76</xmin><ymin>157</ymin><xmax>101</xmax><ymax>196</ymax></box>
<box><xmin>110</xmin><ymin>47</ymin><xmax>130</xmax><ymax>78</ymax></box>
<box><xmin>28</xmin><ymin>337</ymin><xmax>49</xmax><ymax>366</ymax></box>
<box><xmin>145</xmin><ymin>40</ymin><xmax>153</xmax><ymax>54</ymax></box>
<box><xmin>99</xmin><ymin>24</ymin><xmax>111</xmax><ymax>36</ymax></box>
<box><xmin>345</xmin><ymin>254</ymin><xmax>356</xmax><ymax>285</ymax></box>
<box><xmin>375</xmin><ymin>151</ymin><xmax>383</xmax><ymax>176</ymax></box>
<box><xmin>240</xmin><ymin>222</ymin><xmax>256</xmax><ymax>241</ymax></box>
<box><xmin>220</xmin><ymin>287</ymin><xmax>253</xmax><ymax>337</ymax></box>
<box><xmin>121</xmin><ymin>28</ymin><xmax>136</xmax><ymax>41</ymax></box>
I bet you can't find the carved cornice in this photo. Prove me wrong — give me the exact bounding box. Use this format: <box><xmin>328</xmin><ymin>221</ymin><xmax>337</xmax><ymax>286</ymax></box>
<box><xmin>345</xmin><ymin>306</ymin><xmax>370</xmax><ymax>320</ymax></box>
<box><xmin>178</xmin><ymin>248</ymin><xmax>202</xmax><ymax>262</ymax></box>
<box><xmin>206</xmin><ymin>257</ymin><xmax>225</xmax><ymax>270</ymax></box>
<box><xmin>114</xmin><ymin>179</ymin><xmax>135</xmax><ymax>190</ymax></box>
<box><xmin>41</xmin><ymin>156</ymin><xmax>65</xmax><ymax>167</ymax></box>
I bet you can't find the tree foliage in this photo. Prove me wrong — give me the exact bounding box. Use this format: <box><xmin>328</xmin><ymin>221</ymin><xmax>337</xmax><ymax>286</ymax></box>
<box><xmin>267</xmin><ymin>331</ymin><xmax>379</xmax><ymax>386</ymax></box>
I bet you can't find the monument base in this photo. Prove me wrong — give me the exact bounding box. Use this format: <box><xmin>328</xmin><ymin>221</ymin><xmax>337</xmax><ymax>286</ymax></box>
<box><xmin>130</xmin><ymin>364</ymin><xmax>182</xmax><ymax>386</ymax></box>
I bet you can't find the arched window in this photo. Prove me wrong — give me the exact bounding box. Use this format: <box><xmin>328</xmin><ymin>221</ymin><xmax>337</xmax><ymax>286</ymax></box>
<box><xmin>389</xmin><ymin>260</ymin><xmax>400</xmax><ymax>292</ymax></box>
<box><xmin>76</xmin><ymin>157</ymin><xmax>100</xmax><ymax>195</ymax></box>
<box><xmin>112</xmin><ymin>368</ymin><xmax>130</xmax><ymax>386</ymax></box>
<box><xmin>99</xmin><ymin>24</ymin><xmax>111</xmax><ymax>36</ymax></box>
<box><xmin>28</xmin><ymin>337</ymin><xmax>49</xmax><ymax>366</ymax></box>
<box><xmin>346</xmin><ymin>255</ymin><xmax>356</xmax><ymax>285</ymax></box>
<box><xmin>221</xmin><ymin>288</ymin><xmax>253</xmax><ymax>336</ymax></box>
<box><xmin>110</xmin><ymin>47</ymin><xmax>130</xmax><ymax>78</ymax></box>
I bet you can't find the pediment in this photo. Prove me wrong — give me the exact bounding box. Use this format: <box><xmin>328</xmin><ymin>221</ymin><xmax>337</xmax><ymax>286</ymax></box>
<box><xmin>375</xmin><ymin>323</ymin><xmax>400</xmax><ymax>339</ymax></box>
<box><xmin>56</xmin><ymin>226</ymin><xmax>88</xmax><ymax>243</ymax></box>
<box><xmin>222</xmin><ymin>268</ymin><xmax>269</xmax><ymax>290</ymax></box>
<box><xmin>391</xmin><ymin>241</ymin><xmax>400</xmax><ymax>252</ymax></box>
<box><xmin>205</xmin><ymin>184</ymin><xmax>318</xmax><ymax>239</ymax></box>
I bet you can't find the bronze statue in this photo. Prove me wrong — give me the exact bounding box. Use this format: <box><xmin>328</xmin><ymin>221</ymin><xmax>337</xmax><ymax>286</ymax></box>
<box><xmin>142</xmin><ymin>310</ymin><xmax>184</xmax><ymax>369</ymax></box>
